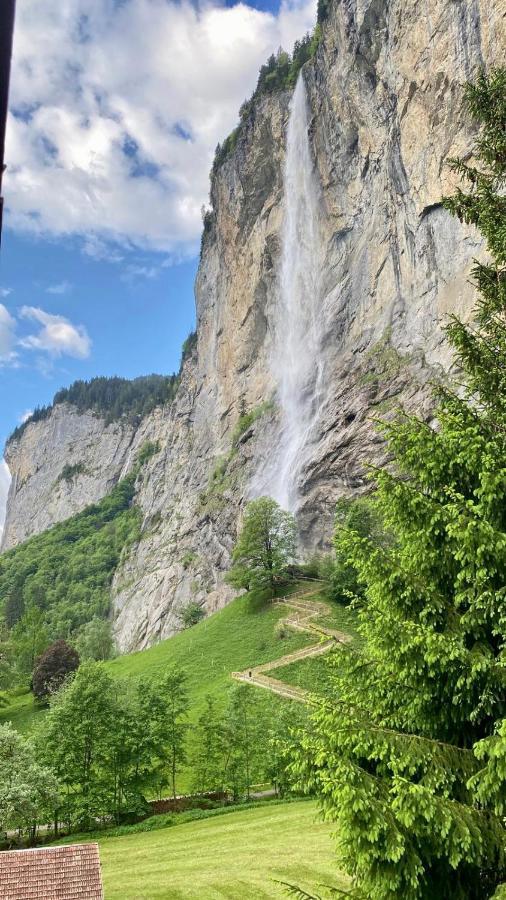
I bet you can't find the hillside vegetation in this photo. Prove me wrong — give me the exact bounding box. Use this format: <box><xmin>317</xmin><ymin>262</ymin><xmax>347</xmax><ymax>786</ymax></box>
<box><xmin>0</xmin><ymin>474</ymin><xmax>141</xmax><ymax>673</ymax></box>
<box><xmin>8</xmin><ymin>373</ymin><xmax>179</xmax><ymax>442</ymax></box>
<box><xmin>0</xmin><ymin>585</ymin><xmax>350</xmax><ymax>747</ymax></box>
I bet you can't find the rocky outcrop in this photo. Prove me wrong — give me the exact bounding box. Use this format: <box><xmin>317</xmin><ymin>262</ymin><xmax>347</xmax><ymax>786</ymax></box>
<box><xmin>1</xmin><ymin>406</ymin><xmax>137</xmax><ymax>550</ymax></box>
<box><xmin>3</xmin><ymin>0</ymin><xmax>505</xmax><ymax>650</ymax></box>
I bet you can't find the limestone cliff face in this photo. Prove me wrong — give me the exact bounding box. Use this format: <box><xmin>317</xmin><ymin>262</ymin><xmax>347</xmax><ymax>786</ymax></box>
<box><xmin>2</xmin><ymin>0</ymin><xmax>505</xmax><ymax>650</ymax></box>
<box><xmin>2</xmin><ymin>406</ymin><xmax>137</xmax><ymax>551</ymax></box>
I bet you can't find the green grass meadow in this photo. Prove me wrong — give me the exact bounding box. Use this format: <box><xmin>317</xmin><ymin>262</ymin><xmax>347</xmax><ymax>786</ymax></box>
<box><xmin>96</xmin><ymin>800</ymin><xmax>347</xmax><ymax>899</ymax></box>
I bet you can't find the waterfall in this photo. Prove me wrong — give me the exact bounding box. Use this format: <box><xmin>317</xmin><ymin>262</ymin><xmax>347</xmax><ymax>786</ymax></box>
<box><xmin>256</xmin><ymin>73</ymin><xmax>324</xmax><ymax>512</ymax></box>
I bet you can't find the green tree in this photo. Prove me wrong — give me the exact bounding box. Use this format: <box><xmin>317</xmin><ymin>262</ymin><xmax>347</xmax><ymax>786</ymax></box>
<box><xmin>0</xmin><ymin>724</ymin><xmax>58</xmax><ymax>843</ymax></box>
<box><xmin>291</xmin><ymin>70</ymin><xmax>506</xmax><ymax>899</ymax></box>
<box><xmin>223</xmin><ymin>686</ymin><xmax>262</xmax><ymax>800</ymax></box>
<box><xmin>178</xmin><ymin>600</ymin><xmax>205</xmax><ymax>630</ymax></box>
<box><xmin>75</xmin><ymin>617</ymin><xmax>115</xmax><ymax>661</ymax></box>
<box><xmin>265</xmin><ymin>704</ymin><xmax>306</xmax><ymax>797</ymax></box>
<box><xmin>36</xmin><ymin>661</ymin><xmax>119</xmax><ymax>829</ymax></box>
<box><xmin>144</xmin><ymin>668</ymin><xmax>189</xmax><ymax>800</ymax></box>
<box><xmin>227</xmin><ymin>497</ymin><xmax>297</xmax><ymax>595</ymax></box>
<box><xmin>11</xmin><ymin>605</ymin><xmax>49</xmax><ymax>681</ymax></box>
<box><xmin>192</xmin><ymin>695</ymin><xmax>225</xmax><ymax>795</ymax></box>
<box><xmin>0</xmin><ymin>624</ymin><xmax>14</xmax><ymax>692</ymax></box>
<box><xmin>328</xmin><ymin>496</ymin><xmax>385</xmax><ymax>604</ymax></box>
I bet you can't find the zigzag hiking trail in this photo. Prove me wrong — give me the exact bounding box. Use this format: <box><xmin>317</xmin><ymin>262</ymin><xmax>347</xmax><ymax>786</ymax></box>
<box><xmin>232</xmin><ymin>587</ymin><xmax>351</xmax><ymax>701</ymax></box>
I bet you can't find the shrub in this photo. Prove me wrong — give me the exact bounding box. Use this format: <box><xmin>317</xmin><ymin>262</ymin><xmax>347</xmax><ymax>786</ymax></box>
<box><xmin>178</xmin><ymin>600</ymin><xmax>206</xmax><ymax>630</ymax></box>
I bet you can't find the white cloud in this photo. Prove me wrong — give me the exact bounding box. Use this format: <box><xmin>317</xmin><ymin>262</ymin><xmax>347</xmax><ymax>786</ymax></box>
<box><xmin>19</xmin><ymin>409</ymin><xmax>33</xmax><ymax>423</ymax></box>
<box><xmin>5</xmin><ymin>0</ymin><xmax>316</xmax><ymax>255</ymax></box>
<box><xmin>0</xmin><ymin>288</ymin><xmax>12</xmax><ymax>297</ymax></box>
<box><xmin>0</xmin><ymin>303</ymin><xmax>18</xmax><ymax>365</ymax></box>
<box><xmin>46</xmin><ymin>280</ymin><xmax>73</xmax><ymax>295</ymax></box>
<box><xmin>19</xmin><ymin>306</ymin><xmax>92</xmax><ymax>359</ymax></box>
<box><xmin>0</xmin><ymin>459</ymin><xmax>11</xmax><ymax>545</ymax></box>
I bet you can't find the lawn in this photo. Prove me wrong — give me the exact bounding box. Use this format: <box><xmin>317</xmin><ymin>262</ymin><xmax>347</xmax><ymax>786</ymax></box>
<box><xmin>97</xmin><ymin>800</ymin><xmax>348</xmax><ymax>899</ymax></box>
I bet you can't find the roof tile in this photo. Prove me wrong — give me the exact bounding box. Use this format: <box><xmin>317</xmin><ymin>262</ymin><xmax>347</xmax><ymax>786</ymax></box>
<box><xmin>0</xmin><ymin>843</ymin><xmax>104</xmax><ymax>900</ymax></box>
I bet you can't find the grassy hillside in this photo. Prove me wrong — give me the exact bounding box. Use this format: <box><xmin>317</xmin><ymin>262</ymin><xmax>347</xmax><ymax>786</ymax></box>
<box><xmin>1</xmin><ymin>584</ymin><xmax>357</xmax><ymax>793</ymax></box>
<box><xmin>0</xmin><ymin>586</ymin><xmax>320</xmax><ymax>735</ymax></box>
<box><xmin>93</xmin><ymin>800</ymin><xmax>347</xmax><ymax>899</ymax></box>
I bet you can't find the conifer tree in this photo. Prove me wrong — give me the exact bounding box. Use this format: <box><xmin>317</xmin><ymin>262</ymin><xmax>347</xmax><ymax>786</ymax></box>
<box><xmin>291</xmin><ymin>69</ymin><xmax>506</xmax><ymax>899</ymax></box>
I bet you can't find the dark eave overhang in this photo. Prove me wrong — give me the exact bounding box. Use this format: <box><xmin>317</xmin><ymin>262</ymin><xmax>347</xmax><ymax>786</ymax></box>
<box><xmin>0</xmin><ymin>0</ymin><xmax>16</xmax><ymax>246</ymax></box>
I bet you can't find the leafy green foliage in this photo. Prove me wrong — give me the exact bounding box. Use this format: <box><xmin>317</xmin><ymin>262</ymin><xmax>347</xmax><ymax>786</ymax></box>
<box><xmin>74</xmin><ymin>617</ymin><xmax>116</xmax><ymax>661</ymax></box>
<box><xmin>231</xmin><ymin>401</ymin><xmax>274</xmax><ymax>446</ymax></box>
<box><xmin>178</xmin><ymin>599</ymin><xmax>205</xmax><ymax>629</ymax></box>
<box><xmin>227</xmin><ymin>497</ymin><xmax>297</xmax><ymax>594</ymax></box>
<box><xmin>142</xmin><ymin>668</ymin><xmax>190</xmax><ymax>800</ymax></box>
<box><xmin>36</xmin><ymin>662</ymin><xmax>150</xmax><ymax>828</ymax></box>
<box><xmin>223</xmin><ymin>685</ymin><xmax>265</xmax><ymax>800</ymax></box>
<box><xmin>32</xmin><ymin>640</ymin><xmax>80</xmax><ymax>702</ymax></box>
<box><xmin>56</xmin><ymin>462</ymin><xmax>88</xmax><ymax>484</ymax></box>
<box><xmin>317</xmin><ymin>0</ymin><xmax>330</xmax><ymax>24</ymax></box>
<box><xmin>291</xmin><ymin>69</ymin><xmax>506</xmax><ymax>899</ymax></box>
<box><xmin>329</xmin><ymin>497</ymin><xmax>385</xmax><ymax>604</ymax></box>
<box><xmin>136</xmin><ymin>440</ymin><xmax>161</xmax><ymax>467</ymax></box>
<box><xmin>0</xmin><ymin>474</ymin><xmax>141</xmax><ymax>667</ymax></box>
<box><xmin>191</xmin><ymin>695</ymin><xmax>225</xmax><ymax>794</ymax></box>
<box><xmin>0</xmin><ymin>723</ymin><xmax>58</xmax><ymax>841</ymax></box>
<box><xmin>180</xmin><ymin>330</ymin><xmax>198</xmax><ymax>367</ymax></box>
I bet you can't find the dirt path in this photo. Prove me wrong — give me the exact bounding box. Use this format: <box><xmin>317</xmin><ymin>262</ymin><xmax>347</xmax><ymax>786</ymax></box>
<box><xmin>231</xmin><ymin>588</ymin><xmax>351</xmax><ymax>702</ymax></box>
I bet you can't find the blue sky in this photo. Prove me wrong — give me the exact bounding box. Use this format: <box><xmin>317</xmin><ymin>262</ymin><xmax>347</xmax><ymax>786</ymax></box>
<box><xmin>0</xmin><ymin>0</ymin><xmax>317</xmax><ymax>533</ymax></box>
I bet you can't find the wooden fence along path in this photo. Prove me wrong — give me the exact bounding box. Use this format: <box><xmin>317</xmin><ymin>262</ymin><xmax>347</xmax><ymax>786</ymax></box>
<box><xmin>231</xmin><ymin>588</ymin><xmax>351</xmax><ymax>702</ymax></box>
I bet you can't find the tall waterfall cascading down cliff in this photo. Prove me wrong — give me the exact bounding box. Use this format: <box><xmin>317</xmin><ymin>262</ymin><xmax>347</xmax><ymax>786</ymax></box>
<box><xmin>256</xmin><ymin>73</ymin><xmax>324</xmax><ymax>512</ymax></box>
<box><xmin>3</xmin><ymin>0</ymin><xmax>503</xmax><ymax>652</ymax></box>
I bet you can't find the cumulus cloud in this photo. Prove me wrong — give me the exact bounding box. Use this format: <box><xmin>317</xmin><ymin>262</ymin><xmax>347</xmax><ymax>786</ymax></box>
<box><xmin>19</xmin><ymin>306</ymin><xmax>92</xmax><ymax>359</ymax></box>
<box><xmin>0</xmin><ymin>460</ymin><xmax>11</xmax><ymax>544</ymax></box>
<box><xmin>0</xmin><ymin>303</ymin><xmax>17</xmax><ymax>365</ymax></box>
<box><xmin>19</xmin><ymin>409</ymin><xmax>34</xmax><ymax>423</ymax></box>
<box><xmin>5</xmin><ymin>0</ymin><xmax>316</xmax><ymax>254</ymax></box>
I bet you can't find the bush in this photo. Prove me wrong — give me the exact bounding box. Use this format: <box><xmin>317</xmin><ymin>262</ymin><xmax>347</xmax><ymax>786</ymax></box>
<box><xmin>136</xmin><ymin>441</ymin><xmax>161</xmax><ymax>467</ymax></box>
<box><xmin>179</xmin><ymin>601</ymin><xmax>206</xmax><ymax>630</ymax></box>
<box><xmin>32</xmin><ymin>640</ymin><xmax>79</xmax><ymax>701</ymax></box>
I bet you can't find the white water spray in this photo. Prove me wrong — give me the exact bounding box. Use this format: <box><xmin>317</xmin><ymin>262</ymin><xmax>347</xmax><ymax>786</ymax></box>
<box><xmin>256</xmin><ymin>73</ymin><xmax>324</xmax><ymax>512</ymax></box>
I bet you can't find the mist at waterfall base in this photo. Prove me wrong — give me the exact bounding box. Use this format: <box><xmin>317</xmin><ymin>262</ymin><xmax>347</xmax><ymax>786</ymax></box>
<box><xmin>252</xmin><ymin>73</ymin><xmax>324</xmax><ymax>514</ymax></box>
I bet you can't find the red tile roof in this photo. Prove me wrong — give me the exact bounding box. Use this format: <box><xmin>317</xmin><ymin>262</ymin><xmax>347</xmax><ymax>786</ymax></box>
<box><xmin>0</xmin><ymin>843</ymin><xmax>104</xmax><ymax>899</ymax></box>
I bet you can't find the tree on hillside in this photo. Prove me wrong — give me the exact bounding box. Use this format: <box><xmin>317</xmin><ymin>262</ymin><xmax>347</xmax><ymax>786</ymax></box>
<box><xmin>11</xmin><ymin>605</ymin><xmax>49</xmax><ymax>681</ymax></box>
<box><xmin>0</xmin><ymin>624</ymin><xmax>14</xmax><ymax>692</ymax></box>
<box><xmin>192</xmin><ymin>695</ymin><xmax>225</xmax><ymax>795</ymax></box>
<box><xmin>223</xmin><ymin>686</ymin><xmax>263</xmax><ymax>800</ymax></box>
<box><xmin>32</xmin><ymin>640</ymin><xmax>80</xmax><ymax>702</ymax></box>
<box><xmin>75</xmin><ymin>617</ymin><xmax>115</xmax><ymax>661</ymax></box>
<box><xmin>226</xmin><ymin>497</ymin><xmax>297</xmax><ymax>595</ymax></box>
<box><xmin>0</xmin><ymin>723</ymin><xmax>58</xmax><ymax>843</ymax></box>
<box><xmin>144</xmin><ymin>668</ymin><xmax>189</xmax><ymax>800</ymax></box>
<box><xmin>37</xmin><ymin>663</ymin><xmax>179</xmax><ymax>831</ymax></box>
<box><xmin>36</xmin><ymin>662</ymin><xmax>119</xmax><ymax>829</ymax></box>
<box><xmin>290</xmin><ymin>69</ymin><xmax>506</xmax><ymax>899</ymax></box>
